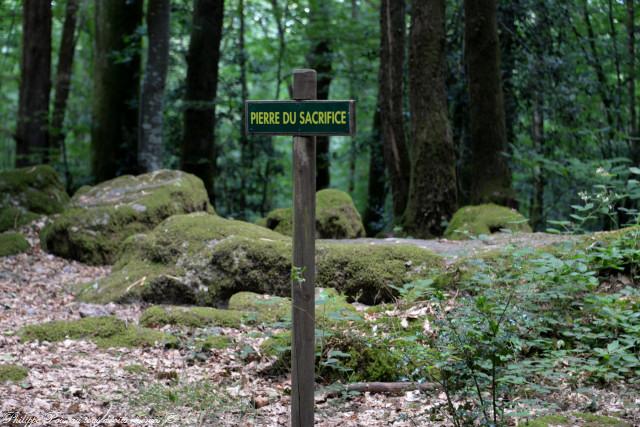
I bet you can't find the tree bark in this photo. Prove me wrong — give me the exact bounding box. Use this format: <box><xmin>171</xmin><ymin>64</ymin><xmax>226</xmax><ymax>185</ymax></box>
<box><xmin>404</xmin><ymin>0</ymin><xmax>457</xmax><ymax>238</ymax></box>
<box><xmin>627</xmin><ymin>0</ymin><xmax>638</xmax><ymax>162</ymax></box>
<box><xmin>347</xmin><ymin>0</ymin><xmax>359</xmax><ymax>194</ymax></box>
<box><xmin>15</xmin><ymin>0</ymin><xmax>52</xmax><ymax>167</ymax></box>
<box><xmin>464</xmin><ymin>0</ymin><xmax>514</xmax><ymax>206</ymax></box>
<box><xmin>306</xmin><ymin>0</ymin><xmax>332</xmax><ymax>190</ymax></box>
<box><xmin>529</xmin><ymin>99</ymin><xmax>544</xmax><ymax>230</ymax></box>
<box><xmin>92</xmin><ymin>0</ymin><xmax>143</xmax><ymax>182</ymax></box>
<box><xmin>138</xmin><ymin>0</ymin><xmax>170</xmax><ymax>172</ymax></box>
<box><xmin>379</xmin><ymin>0</ymin><xmax>410</xmax><ymax>220</ymax></box>
<box><xmin>498</xmin><ymin>0</ymin><xmax>518</xmax><ymax>152</ymax></box>
<box><xmin>181</xmin><ymin>0</ymin><xmax>224</xmax><ymax>203</ymax></box>
<box><xmin>363</xmin><ymin>98</ymin><xmax>387</xmax><ymax>236</ymax></box>
<box><xmin>238</xmin><ymin>0</ymin><xmax>249</xmax><ymax>218</ymax></box>
<box><xmin>51</xmin><ymin>0</ymin><xmax>79</xmax><ymax>187</ymax></box>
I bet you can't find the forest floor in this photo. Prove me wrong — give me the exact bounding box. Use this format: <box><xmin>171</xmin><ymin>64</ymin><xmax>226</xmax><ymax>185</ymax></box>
<box><xmin>0</xmin><ymin>221</ymin><xmax>638</xmax><ymax>426</ymax></box>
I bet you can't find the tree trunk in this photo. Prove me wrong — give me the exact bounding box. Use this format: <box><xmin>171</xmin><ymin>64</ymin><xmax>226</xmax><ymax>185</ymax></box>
<box><xmin>138</xmin><ymin>0</ymin><xmax>170</xmax><ymax>172</ymax></box>
<box><xmin>379</xmin><ymin>0</ymin><xmax>410</xmax><ymax>220</ymax></box>
<box><xmin>404</xmin><ymin>0</ymin><xmax>457</xmax><ymax>238</ymax></box>
<box><xmin>51</xmin><ymin>0</ymin><xmax>79</xmax><ymax>188</ymax></box>
<box><xmin>363</xmin><ymin>98</ymin><xmax>387</xmax><ymax>236</ymax></box>
<box><xmin>529</xmin><ymin>100</ymin><xmax>544</xmax><ymax>231</ymax></box>
<box><xmin>306</xmin><ymin>0</ymin><xmax>332</xmax><ymax>190</ymax></box>
<box><xmin>92</xmin><ymin>0</ymin><xmax>143</xmax><ymax>182</ymax></box>
<box><xmin>464</xmin><ymin>0</ymin><xmax>514</xmax><ymax>206</ymax></box>
<box><xmin>181</xmin><ymin>0</ymin><xmax>224</xmax><ymax>203</ymax></box>
<box><xmin>628</xmin><ymin>0</ymin><xmax>638</xmax><ymax>162</ymax></box>
<box><xmin>498</xmin><ymin>0</ymin><xmax>518</xmax><ymax>152</ymax></box>
<box><xmin>15</xmin><ymin>0</ymin><xmax>52</xmax><ymax>167</ymax></box>
<box><xmin>238</xmin><ymin>0</ymin><xmax>251</xmax><ymax>219</ymax></box>
<box><xmin>347</xmin><ymin>0</ymin><xmax>359</xmax><ymax>194</ymax></box>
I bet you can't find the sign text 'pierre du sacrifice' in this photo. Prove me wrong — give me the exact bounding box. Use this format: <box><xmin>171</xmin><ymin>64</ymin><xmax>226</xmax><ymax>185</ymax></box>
<box><xmin>245</xmin><ymin>100</ymin><xmax>355</xmax><ymax>136</ymax></box>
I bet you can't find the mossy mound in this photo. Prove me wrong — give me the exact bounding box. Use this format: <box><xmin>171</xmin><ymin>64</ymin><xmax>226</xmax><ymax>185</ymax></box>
<box><xmin>525</xmin><ymin>413</ymin><xmax>630</xmax><ymax>427</ymax></box>
<box><xmin>0</xmin><ymin>231</ymin><xmax>30</xmax><ymax>256</ymax></box>
<box><xmin>317</xmin><ymin>243</ymin><xmax>444</xmax><ymax>304</ymax></box>
<box><xmin>0</xmin><ymin>165</ymin><xmax>69</xmax><ymax>232</ymax></box>
<box><xmin>77</xmin><ymin>212</ymin><xmax>443</xmax><ymax>305</ymax></box>
<box><xmin>264</xmin><ymin>189</ymin><xmax>365</xmax><ymax>238</ymax></box>
<box><xmin>75</xmin><ymin>213</ymin><xmax>288</xmax><ymax>304</ymax></box>
<box><xmin>444</xmin><ymin>203</ymin><xmax>532</xmax><ymax>240</ymax></box>
<box><xmin>19</xmin><ymin>316</ymin><xmax>176</xmax><ymax>349</ymax></box>
<box><xmin>41</xmin><ymin>169</ymin><xmax>213</xmax><ymax>265</ymax></box>
<box><xmin>0</xmin><ymin>364</ymin><xmax>29</xmax><ymax>382</ymax></box>
<box><xmin>140</xmin><ymin>305</ymin><xmax>251</xmax><ymax>328</ymax></box>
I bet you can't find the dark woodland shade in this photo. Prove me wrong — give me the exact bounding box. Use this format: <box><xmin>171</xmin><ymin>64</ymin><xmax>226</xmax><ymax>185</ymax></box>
<box><xmin>91</xmin><ymin>0</ymin><xmax>143</xmax><ymax>182</ymax></box>
<box><xmin>404</xmin><ymin>0</ymin><xmax>457</xmax><ymax>238</ymax></box>
<box><xmin>16</xmin><ymin>0</ymin><xmax>52</xmax><ymax>167</ymax></box>
<box><xmin>379</xmin><ymin>0</ymin><xmax>410</xmax><ymax>220</ymax></box>
<box><xmin>181</xmin><ymin>0</ymin><xmax>224</xmax><ymax>203</ymax></box>
<box><xmin>464</xmin><ymin>0</ymin><xmax>514</xmax><ymax>206</ymax></box>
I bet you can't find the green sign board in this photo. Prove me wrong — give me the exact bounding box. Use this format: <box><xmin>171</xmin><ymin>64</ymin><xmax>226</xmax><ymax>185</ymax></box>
<box><xmin>245</xmin><ymin>100</ymin><xmax>355</xmax><ymax>136</ymax></box>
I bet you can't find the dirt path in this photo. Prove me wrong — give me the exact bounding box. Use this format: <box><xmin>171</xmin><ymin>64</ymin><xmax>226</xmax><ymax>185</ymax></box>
<box><xmin>322</xmin><ymin>232</ymin><xmax>575</xmax><ymax>260</ymax></box>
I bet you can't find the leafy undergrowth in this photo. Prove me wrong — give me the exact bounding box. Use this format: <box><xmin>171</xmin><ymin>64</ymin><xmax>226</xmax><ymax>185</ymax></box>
<box><xmin>1</xmin><ymin>220</ymin><xmax>639</xmax><ymax>426</ymax></box>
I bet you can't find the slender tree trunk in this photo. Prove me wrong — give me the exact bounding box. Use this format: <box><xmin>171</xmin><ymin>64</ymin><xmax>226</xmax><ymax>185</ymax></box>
<box><xmin>306</xmin><ymin>0</ymin><xmax>332</xmax><ymax>190</ymax></box>
<box><xmin>238</xmin><ymin>0</ymin><xmax>249</xmax><ymax>218</ymax></box>
<box><xmin>181</xmin><ymin>0</ymin><xmax>224</xmax><ymax>203</ymax></box>
<box><xmin>530</xmin><ymin>99</ymin><xmax>544</xmax><ymax>230</ymax></box>
<box><xmin>51</xmin><ymin>0</ymin><xmax>79</xmax><ymax>187</ymax></box>
<box><xmin>363</xmin><ymin>98</ymin><xmax>387</xmax><ymax>236</ymax></box>
<box><xmin>269</xmin><ymin>0</ymin><xmax>287</xmax><ymax>100</ymax></box>
<box><xmin>404</xmin><ymin>0</ymin><xmax>457</xmax><ymax>238</ymax></box>
<box><xmin>15</xmin><ymin>0</ymin><xmax>52</xmax><ymax>167</ymax></box>
<box><xmin>628</xmin><ymin>0</ymin><xmax>638</xmax><ymax>162</ymax></box>
<box><xmin>92</xmin><ymin>0</ymin><xmax>143</xmax><ymax>182</ymax></box>
<box><xmin>379</xmin><ymin>0</ymin><xmax>410</xmax><ymax>220</ymax></box>
<box><xmin>347</xmin><ymin>0</ymin><xmax>358</xmax><ymax>194</ymax></box>
<box><xmin>138</xmin><ymin>0</ymin><xmax>170</xmax><ymax>172</ymax></box>
<box><xmin>608</xmin><ymin>0</ymin><xmax>624</xmax><ymax>133</ymax></box>
<box><xmin>577</xmin><ymin>0</ymin><xmax>616</xmax><ymax>152</ymax></box>
<box><xmin>498</xmin><ymin>0</ymin><xmax>518</xmax><ymax>152</ymax></box>
<box><xmin>464</xmin><ymin>0</ymin><xmax>514</xmax><ymax>206</ymax></box>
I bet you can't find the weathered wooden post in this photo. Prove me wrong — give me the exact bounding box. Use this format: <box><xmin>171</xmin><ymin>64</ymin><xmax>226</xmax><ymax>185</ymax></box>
<box><xmin>244</xmin><ymin>68</ymin><xmax>355</xmax><ymax>427</ymax></box>
<box><xmin>291</xmin><ymin>68</ymin><xmax>317</xmax><ymax>427</ymax></box>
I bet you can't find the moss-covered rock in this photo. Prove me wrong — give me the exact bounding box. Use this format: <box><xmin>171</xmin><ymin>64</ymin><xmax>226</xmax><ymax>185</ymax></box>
<box><xmin>264</xmin><ymin>189</ymin><xmax>365</xmax><ymax>238</ymax></box>
<box><xmin>444</xmin><ymin>203</ymin><xmax>532</xmax><ymax>240</ymax></box>
<box><xmin>228</xmin><ymin>292</ymin><xmax>290</xmax><ymax>323</ymax></box>
<box><xmin>0</xmin><ymin>165</ymin><xmax>69</xmax><ymax>232</ymax></box>
<box><xmin>139</xmin><ymin>305</ymin><xmax>250</xmax><ymax>328</ymax></box>
<box><xmin>525</xmin><ymin>413</ymin><xmax>630</xmax><ymax>427</ymax></box>
<box><xmin>41</xmin><ymin>170</ymin><xmax>213</xmax><ymax>265</ymax></box>
<box><xmin>77</xmin><ymin>211</ymin><xmax>443</xmax><ymax>305</ymax></box>
<box><xmin>317</xmin><ymin>243</ymin><xmax>444</xmax><ymax>304</ymax></box>
<box><xmin>0</xmin><ymin>364</ymin><xmax>29</xmax><ymax>382</ymax></box>
<box><xmin>19</xmin><ymin>316</ymin><xmax>176</xmax><ymax>348</ymax></box>
<box><xmin>0</xmin><ymin>231</ymin><xmax>30</xmax><ymax>256</ymax></box>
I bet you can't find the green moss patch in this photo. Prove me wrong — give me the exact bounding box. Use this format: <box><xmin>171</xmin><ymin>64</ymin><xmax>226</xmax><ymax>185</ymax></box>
<box><xmin>0</xmin><ymin>165</ymin><xmax>69</xmax><ymax>232</ymax></box>
<box><xmin>140</xmin><ymin>305</ymin><xmax>250</xmax><ymax>328</ymax></box>
<box><xmin>123</xmin><ymin>364</ymin><xmax>147</xmax><ymax>375</ymax></box>
<box><xmin>0</xmin><ymin>231</ymin><xmax>30</xmax><ymax>256</ymax></box>
<box><xmin>19</xmin><ymin>316</ymin><xmax>175</xmax><ymax>349</ymax></box>
<box><xmin>228</xmin><ymin>292</ymin><xmax>290</xmax><ymax>322</ymax></box>
<box><xmin>264</xmin><ymin>189</ymin><xmax>365</xmax><ymax>238</ymax></box>
<box><xmin>317</xmin><ymin>243</ymin><xmax>444</xmax><ymax>304</ymax></box>
<box><xmin>0</xmin><ymin>364</ymin><xmax>29</xmax><ymax>382</ymax></box>
<box><xmin>41</xmin><ymin>169</ymin><xmax>213</xmax><ymax>265</ymax></box>
<box><xmin>444</xmin><ymin>203</ymin><xmax>532</xmax><ymax>240</ymax></box>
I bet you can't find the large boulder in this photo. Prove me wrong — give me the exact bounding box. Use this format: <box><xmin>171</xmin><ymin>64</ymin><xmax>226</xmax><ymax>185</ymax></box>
<box><xmin>41</xmin><ymin>170</ymin><xmax>213</xmax><ymax>265</ymax></box>
<box><xmin>444</xmin><ymin>203</ymin><xmax>532</xmax><ymax>240</ymax></box>
<box><xmin>263</xmin><ymin>189</ymin><xmax>365</xmax><ymax>238</ymax></box>
<box><xmin>76</xmin><ymin>212</ymin><xmax>443</xmax><ymax>306</ymax></box>
<box><xmin>0</xmin><ymin>165</ymin><xmax>69</xmax><ymax>232</ymax></box>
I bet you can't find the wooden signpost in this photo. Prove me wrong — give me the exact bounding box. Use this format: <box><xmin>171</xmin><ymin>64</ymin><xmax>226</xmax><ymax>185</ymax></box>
<box><xmin>245</xmin><ymin>69</ymin><xmax>355</xmax><ymax>427</ymax></box>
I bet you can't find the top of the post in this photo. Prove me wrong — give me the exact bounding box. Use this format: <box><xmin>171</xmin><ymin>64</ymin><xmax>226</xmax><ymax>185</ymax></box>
<box><xmin>292</xmin><ymin>69</ymin><xmax>317</xmax><ymax>101</ymax></box>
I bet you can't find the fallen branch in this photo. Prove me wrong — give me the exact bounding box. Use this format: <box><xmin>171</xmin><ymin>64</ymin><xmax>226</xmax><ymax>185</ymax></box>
<box><xmin>319</xmin><ymin>381</ymin><xmax>439</xmax><ymax>399</ymax></box>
